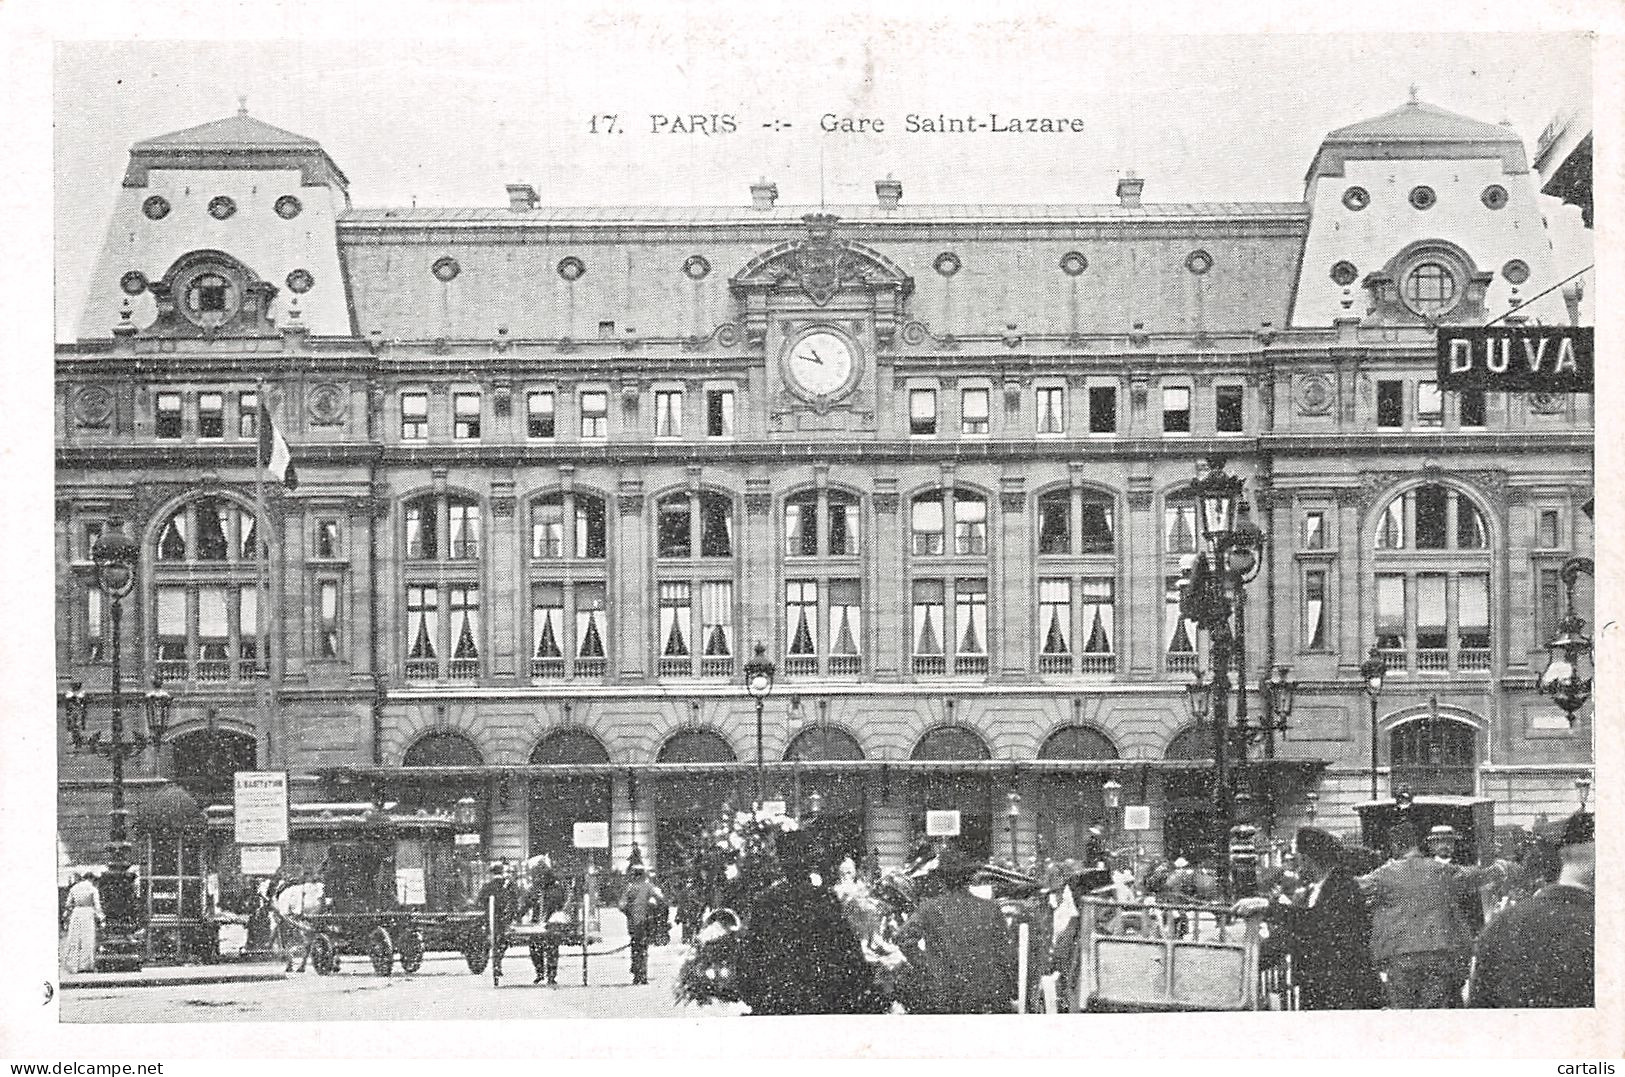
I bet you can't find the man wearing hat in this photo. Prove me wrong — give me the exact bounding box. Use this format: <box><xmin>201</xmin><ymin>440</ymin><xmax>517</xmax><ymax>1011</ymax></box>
<box><xmin>1233</xmin><ymin>827</ymin><xmax>1381</xmax><ymax>1009</ymax></box>
<box><xmin>894</xmin><ymin>847</ymin><xmax>1017</xmax><ymax>1013</ymax></box>
<box><xmin>475</xmin><ymin>861</ymin><xmax>520</xmax><ymax>980</ymax></box>
<box><xmin>619</xmin><ymin>862</ymin><xmax>665</xmax><ymax>985</ymax></box>
<box><xmin>1469</xmin><ymin>810</ymin><xmax>1594</xmax><ymax>1008</ymax></box>
<box><xmin>1356</xmin><ymin>820</ymin><xmax>1504</xmax><ymax>1008</ymax></box>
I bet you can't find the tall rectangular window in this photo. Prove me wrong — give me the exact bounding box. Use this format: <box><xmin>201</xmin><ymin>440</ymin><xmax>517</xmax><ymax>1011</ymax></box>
<box><xmin>786</xmin><ymin>580</ymin><xmax>818</xmax><ymax>656</ymax></box>
<box><xmin>658</xmin><ymin>497</ymin><xmax>692</xmax><ymax>559</ymax></box>
<box><xmin>1164</xmin><ymin>575</ymin><xmax>1198</xmax><ymax>664</ymax></box>
<box><xmin>829</xmin><ymin>499</ymin><xmax>859</xmax><ymax>556</ymax></box>
<box><xmin>1459</xmin><ymin>387</ymin><xmax>1487</xmax><ymax>428</ymax></box>
<box><xmin>1416</xmin><ymin>381</ymin><xmax>1443</xmax><ymax>427</ymax></box>
<box><xmin>405</xmin><ymin>502</ymin><xmax>438</xmax><ymax>560</ymax></box>
<box><xmin>448</xmin><ymin>585</ymin><xmax>480</xmax><ymax>676</ymax></box>
<box><xmin>575</xmin><ymin>582</ymin><xmax>607</xmax><ymax>665</ymax></box>
<box><xmin>911</xmin><ymin>496</ymin><xmax>944</xmax><ymax>556</ymax></box>
<box><xmin>319</xmin><ymin>580</ymin><xmax>341</xmax><ymax>659</ymax></box>
<box><xmin>1376</xmin><ymin>381</ymin><xmax>1404</xmax><ymax>427</ymax></box>
<box><xmin>401</xmin><ymin>392</ymin><xmax>428</xmax><ymax>440</ymax></box>
<box><xmin>577</xmin><ymin>497</ymin><xmax>606</xmax><ymax>560</ymax></box>
<box><xmin>1215</xmin><ymin>385</ymin><xmax>1244</xmax><ymax>433</ymax></box>
<box><xmin>828</xmin><ymin>579</ymin><xmax>861</xmax><ymax>660</ymax></box>
<box><xmin>198</xmin><ymin>586</ymin><xmax>229</xmax><ymax>678</ymax></box>
<box><xmin>1458</xmin><ymin>573</ymin><xmax>1490</xmax><ymax>661</ymax></box>
<box><xmin>1162</xmin><ymin>386</ymin><xmax>1191</xmax><ymax>433</ymax></box>
<box><xmin>198</xmin><ymin>393</ymin><xmax>224</xmax><ymax>439</ymax></box>
<box><xmin>453</xmin><ymin>392</ymin><xmax>482</xmax><ymax>439</ymax></box>
<box><xmin>699</xmin><ymin>581</ymin><xmax>734</xmax><ymax>660</ymax></box>
<box><xmin>1416</xmin><ymin>573</ymin><xmax>1448</xmax><ymax>666</ymax></box>
<box><xmin>84</xmin><ymin>586</ymin><xmax>104</xmax><ymax>661</ymax></box>
<box><xmin>237</xmin><ymin>587</ymin><xmax>258</xmax><ymax>675</ymax></box>
<box><xmin>532</xmin><ymin>582</ymin><xmax>565</xmax><ymax>667</ymax></box>
<box><xmin>1165</xmin><ymin>504</ymin><xmax>1198</xmax><ymax>554</ymax></box>
<box><xmin>405</xmin><ymin>585</ymin><xmax>439</xmax><ymax>675</ymax></box>
<box><xmin>527</xmin><ymin>391</ymin><xmax>556</xmax><ymax>438</ymax></box>
<box><xmin>448</xmin><ymin>503</ymin><xmax>480</xmax><ymax>559</ymax></box>
<box><xmin>1038</xmin><ymin>579</ymin><xmax>1071</xmax><ymax>657</ymax></box>
<box><xmin>156</xmin><ymin>392</ymin><xmax>182</xmax><ymax>439</ymax></box>
<box><xmin>1088</xmin><ymin>386</ymin><xmax>1117</xmax><ymax>433</ymax></box>
<box><xmin>961</xmin><ymin>387</ymin><xmax>989</xmax><ymax>435</ymax></box>
<box><xmin>1375</xmin><ymin>574</ymin><xmax>1407</xmax><ymax>656</ymax></box>
<box><xmin>786</xmin><ymin>499</ymin><xmax>817</xmax><ymax>557</ymax></box>
<box><xmin>1037</xmin><ymin>493</ymin><xmax>1070</xmax><ymax>555</ymax></box>
<box><xmin>706</xmin><ymin>390</ymin><xmax>735</xmax><ymax>438</ymax></box>
<box><xmin>1537</xmin><ymin>510</ymin><xmax>1561</xmax><ymax>549</ymax></box>
<box><xmin>909</xmin><ymin>389</ymin><xmax>937</xmax><ymax>435</ymax></box>
<box><xmin>1303</xmin><ymin>511</ymin><xmax>1326</xmax><ymax>551</ymax></box>
<box><xmin>954</xmin><ymin>494</ymin><xmax>987</xmax><ymax>555</ymax></box>
<box><xmin>1415</xmin><ymin>485</ymin><xmax>1449</xmax><ymax>550</ymax></box>
<box><xmin>1303</xmin><ymin>569</ymin><xmax>1327</xmax><ymax>650</ymax></box>
<box><xmin>911</xmin><ymin>579</ymin><xmax>945</xmax><ymax>657</ymax></box>
<box><xmin>580</xmin><ymin>391</ymin><xmax>608</xmax><ymax>439</ymax></box>
<box><xmin>1536</xmin><ymin>567</ymin><xmax>1563</xmax><ymax>650</ymax></box>
<box><xmin>1080</xmin><ymin>501</ymin><xmax>1114</xmax><ymax>554</ymax></box>
<box><xmin>659</xmin><ymin>581</ymin><xmax>693</xmax><ymax>660</ymax></box>
<box><xmin>655</xmin><ymin>390</ymin><xmax>683</xmax><ymax>437</ymax></box>
<box><xmin>316</xmin><ymin>519</ymin><xmax>340</xmax><ymax>559</ymax></box>
<box><xmin>1080</xmin><ymin>578</ymin><xmax>1114</xmax><ymax>656</ymax></box>
<box><xmin>1036</xmin><ymin>387</ymin><xmax>1066</xmax><ymax>434</ymax></box>
<box><xmin>156</xmin><ymin>586</ymin><xmax>188</xmax><ymax>673</ymax></box>
<box><xmin>954</xmin><ymin>579</ymin><xmax>988</xmax><ymax>656</ymax></box>
<box><xmin>238</xmin><ymin>391</ymin><xmax>258</xmax><ymax>439</ymax></box>
<box><xmin>532</xmin><ymin>497</ymin><xmax>565</xmax><ymax>559</ymax></box>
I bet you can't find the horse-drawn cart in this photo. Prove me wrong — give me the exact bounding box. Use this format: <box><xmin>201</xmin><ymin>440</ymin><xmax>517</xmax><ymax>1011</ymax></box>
<box><xmin>1068</xmin><ymin>895</ymin><xmax>1262</xmax><ymax>1012</ymax></box>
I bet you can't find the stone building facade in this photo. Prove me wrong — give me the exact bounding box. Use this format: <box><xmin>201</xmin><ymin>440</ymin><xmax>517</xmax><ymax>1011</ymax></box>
<box><xmin>57</xmin><ymin>98</ymin><xmax>1593</xmax><ymax>884</ymax></box>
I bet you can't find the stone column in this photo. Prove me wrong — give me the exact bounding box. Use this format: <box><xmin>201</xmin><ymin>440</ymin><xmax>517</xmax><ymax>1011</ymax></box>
<box><xmin>615</xmin><ymin>480</ymin><xmax>647</xmax><ymax>680</ymax></box>
<box><xmin>872</xmin><ymin>478</ymin><xmax>901</xmax><ymax>680</ymax></box>
<box><xmin>744</xmin><ymin>476</ymin><xmax>775</xmax><ymax>653</ymax></box>
<box><xmin>999</xmin><ymin>477</ymin><xmax>1029</xmax><ymax>678</ymax></box>
<box><xmin>488</xmin><ymin>481</ymin><xmax>518</xmax><ymax>680</ymax></box>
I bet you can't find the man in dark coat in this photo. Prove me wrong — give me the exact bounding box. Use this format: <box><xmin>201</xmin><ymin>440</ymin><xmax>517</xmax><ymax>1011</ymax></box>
<box><xmin>894</xmin><ymin>847</ymin><xmax>1017</xmax><ymax>1014</ymax></box>
<box><xmin>1234</xmin><ymin>827</ymin><xmax>1382</xmax><ymax>1010</ymax></box>
<box><xmin>522</xmin><ymin>858</ymin><xmax>570</xmax><ymax>986</ymax></box>
<box><xmin>619</xmin><ymin>863</ymin><xmax>664</xmax><ymax>985</ymax></box>
<box><xmin>1469</xmin><ymin>810</ymin><xmax>1593</xmax><ymax>1008</ymax></box>
<box><xmin>475</xmin><ymin>862</ymin><xmax>520</xmax><ymax>979</ymax></box>
<box><xmin>737</xmin><ymin>826</ymin><xmax>879</xmax><ymax>1015</ymax></box>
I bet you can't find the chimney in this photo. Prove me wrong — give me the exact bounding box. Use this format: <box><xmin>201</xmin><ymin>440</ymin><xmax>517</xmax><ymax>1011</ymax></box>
<box><xmin>506</xmin><ymin>184</ymin><xmax>539</xmax><ymax>211</ymax></box>
<box><xmin>750</xmin><ymin>178</ymin><xmax>779</xmax><ymax>210</ymax></box>
<box><xmin>1116</xmin><ymin>173</ymin><xmax>1144</xmax><ymax>208</ymax></box>
<box><xmin>875</xmin><ymin>176</ymin><xmax>903</xmax><ymax>209</ymax></box>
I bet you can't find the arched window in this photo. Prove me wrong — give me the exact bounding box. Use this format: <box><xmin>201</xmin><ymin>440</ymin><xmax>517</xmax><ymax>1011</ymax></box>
<box><xmin>1036</xmin><ymin>725</ymin><xmax>1120</xmax><ymax>861</ymax></box>
<box><xmin>402</xmin><ymin>493</ymin><xmax>483</xmax><ymax>682</ymax></box>
<box><xmin>1389</xmin><ymin>715</ymin><xmax>1477</xmax><ymax>796</ymax></box>
<box><xmin>150</xmin><ymin>496</ymin><xmax>265</xmax><ymax>683</ymax></box>
<box><xmin>783</xmin><ymin>489</ymin><xmax>865</xmax><ymax>677</ymax></box>
<box><xmin>656</xmin><ymin>489</ymin><xmax>739</xmax><ymax>679</ymax></box>
<box><xmin>785</xmin><ymin>726</ymin><xmax>865</xmax><ymax>761</ymax></box>
<box><xmin>1039</xmin><ymin>725</ymin><xmax>1120</xmax><ymax>761</ymax></box>
<box><xmin>527</xmin><ymin>491</ymin><xmax>609</xmax><ymax>681</ymax></box>
<box><xmin>403</xmin><ymin>731</ymin><xmax>484</xmax><ymax>768</ymax></box>
<box><xmin>528</xmin><ymin>730</ymin><xmax>612</xmax><ymax>874</ymax></box>
<box><xmin>910</xmin><ymin>488</ymin><xmax>991</xmax><ymax>677</ymax></box>
<box><xmin>1035</xmin><ymin>487</ymin><xmax>1119</xmax><ymax>674</ymax></box>
<box><xmin>910</xmin><ymin>726</ymin><xmax>993</xmax><ymax>859</ymax></box>
<box><xmin>1373</xmin><ymin>483</ymin><xmax>1493</xmax><ymax>674</ymax></box>
<box><xmin>1162</xmin><ymin>494</ymin><xmax>1202</xmax><ymax>674</ymax></box>
<box><xmin>657</xmin><ymin>729</ymin><xmax>737</xmax><ymax>764</ymax></box>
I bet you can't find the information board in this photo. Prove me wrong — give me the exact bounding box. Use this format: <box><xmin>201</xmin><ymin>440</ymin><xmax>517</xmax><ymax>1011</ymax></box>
<box><xmin>1122</xmin><ymin>805</ymin><xmax>1152</xmax><ymax>831</ymax></box>
<box><xmin>238</xmin><ymin>844</ymin><xmax>282</xmax><ymax>876</ymax></box>
<box><xmin>925</xmin><ymin>809</ymin><xmax>962</xmax><ymax>837</ymax></box>
<box><xmin>233</xmin><ymin>771</ymin><xmax>289</xmax><ymax>845</ymax></box>
<box><xmin>573</xmin><ymin>821</ymin><xmax>610</xmax><ymax>849</ymax></box>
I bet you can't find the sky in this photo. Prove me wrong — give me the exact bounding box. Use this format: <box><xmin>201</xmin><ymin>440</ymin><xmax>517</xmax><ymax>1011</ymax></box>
<box><xmin>52</xmin><ymin>29</ymin><xmax>1594</xmax><ymax>338</ymax></box>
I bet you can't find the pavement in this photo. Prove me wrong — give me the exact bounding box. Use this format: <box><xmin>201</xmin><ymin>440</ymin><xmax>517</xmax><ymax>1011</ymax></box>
<box><xmin>61</xmin><ymin>964</ymin><xmax>287</xmax><ymax>990</ymax></box>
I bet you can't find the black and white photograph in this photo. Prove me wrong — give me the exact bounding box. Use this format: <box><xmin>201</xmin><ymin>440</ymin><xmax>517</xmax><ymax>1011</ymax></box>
<box><xmin>3</xmin><ymin>1</ymin><xmax>1617</xmax><ymax>1064</ymax></box>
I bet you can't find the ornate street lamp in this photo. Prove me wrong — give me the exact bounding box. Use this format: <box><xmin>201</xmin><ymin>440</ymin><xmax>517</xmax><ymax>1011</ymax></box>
<box><xmin>1539</xmin><ymin>557</ymin><xmax>1595</xmax><ymax>724</ymax></box>
<box><xmin>1575</xmin><ymin>776</ymin><xmax>1591</xmax><ymax>812</ymax></box>
<box><xmin>1304</xmin><ymin>789</ymin><xmax>1319</xmax><ymax>824</ymax></box>
<box><xmin>1102</xmin><ymin>777</ymin><xmax>1122</xmax><ymax>867</ymax></box>
<box><xmin>806</xmin><ymin>789</ymin><xmax>825</xmax><ymax>819</ymax></box>
<box><xmin>60</xmin><ymin>522</ymin><xmax>163</xmax><ymax>972</ymax></box>
<box><xmin>744</xmin><ymin>642</ymin><xmax>775</xmax><ymax>808</ymax></box>
<box><xmin>1360</xmin><ymin>647</ymin><xmax>1387</xmax><ymax>801</ymax></box>
<box><xmin>1005</xmin><ymin>789</ymin><xmax>1022</xmax><ymax>864</ymax></box>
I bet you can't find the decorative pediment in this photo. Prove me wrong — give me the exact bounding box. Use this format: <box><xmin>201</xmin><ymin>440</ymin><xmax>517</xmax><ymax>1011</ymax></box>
<box><xmin>730</xmin><ymin>214</ymin><xmax>914</xmax><ymax>344</ymax></box>
<box><xmin>145</xmin><ymin>249</ymin><xmax>281</xmax><ymax>340</ymax></box>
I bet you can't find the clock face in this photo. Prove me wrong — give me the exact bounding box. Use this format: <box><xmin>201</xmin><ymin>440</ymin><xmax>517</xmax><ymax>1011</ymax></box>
<box><xmin>785</xmin><ymin>330</ymin><xmax>856</xmax><ymax>398</ymax></box>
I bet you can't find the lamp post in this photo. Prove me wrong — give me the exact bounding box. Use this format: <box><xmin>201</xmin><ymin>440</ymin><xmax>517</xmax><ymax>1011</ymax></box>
<box><xmin>744</xmin><ymin>642</ymin><xmax>775</xmax><ymax>809</ymax></box>
<box><xmin>1005</xmin><ymin>790</ymin><xmax>1021</xmax><ymax>864</ymax></box>
<box><xmin>806</xmin><ymin>789</ymin><xmax>825</xmax><ymax>819</ymax></box>
<box><xmin>1304</xmin><ymin>790</ymin><xmax>1319</xmax><ymax>825</ymax></box>
<box><xmin>61</xmin><ymin>523</ymin><xmax>172</xmax><ymax>972</ymax></box>
<box><xmin>1176</xmin><ymin>458</ymin><xmax>1267</xmax><ymax>892</ymax></box>
<box><xmin>1102</xmin><ymin>777</ymin><xmax>1122</xmax><ymax>868</ymax></box>
<box><xmin>1574</xmin><ymin>777</ymin><xmax>1591</xmax><ymax>812</ymax></box>
<box><xmin>1360</xmin><ymin>647</ymin><xmax>1387</xmax><ymax>801</ymax></box>
<box><xmin>1539</xmin><ymin>557</ymin><xmax>1595</xmax><ymax>724</ymax></box>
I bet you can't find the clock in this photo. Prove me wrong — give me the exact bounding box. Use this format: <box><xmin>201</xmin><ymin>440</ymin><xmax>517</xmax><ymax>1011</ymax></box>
<box><xmin>784</xmin><ymin>329</ymin><xmax>857</xmax><ymax>399</ymax></box>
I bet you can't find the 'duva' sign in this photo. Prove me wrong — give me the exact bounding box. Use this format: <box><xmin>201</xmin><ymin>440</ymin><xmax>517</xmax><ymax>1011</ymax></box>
<box><xmin>1436</xmin><ymin>327</ymin><xmax>1592</xmax><ymax>392</ymax></box>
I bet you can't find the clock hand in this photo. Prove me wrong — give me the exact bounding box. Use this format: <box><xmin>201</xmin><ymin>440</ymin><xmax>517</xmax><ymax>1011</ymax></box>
<box><xmin>803</xmin><ymin>349</ymin><xmax>824</xmax><ymax>365</ymax></box>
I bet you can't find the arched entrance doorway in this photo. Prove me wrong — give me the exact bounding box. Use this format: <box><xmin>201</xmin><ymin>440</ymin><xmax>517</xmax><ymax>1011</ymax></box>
<box><xmin>1389</xmin><ymin>714</ymin><xmax>1478</xmax><ymax>796</ymax></box>
<box><xmin>399</xmin><ymin>732</ymin><xmax>486</xmax><ymax>911</ymax></box>
<box><xmin>909</xmin><ymin>726</ymin><xmax>993</xmax><ymax>859</ymax></box>
<box><xmin>528</xmin><ymin>729</ymin><xmax>612</xmax><ymax>879</ymax></box>
<box><xmin>135</xmin><ymin>784</ymin><xmax>210</xmax><ymax>964</ymax></box>
<box><xmin>785</xmin><ymin>725</ymin><xmax>866</xmax><ymax>866</ymax></box>
<box><xmin>169</xmin><ymin>728</ymin><xmax>258</xmax><ymax>806</ymax></box>
<box><xmin>1036</xmin><ymin>725</ymin><xmax>1120</xmax><ymax>862</ymax></box>
<box><xmin>652</xmin><ymin>730</ymin><xmax>742</xmax><ymax>875</ymax></box>
<box><xmin>1163</xmin><ymin>725</ymin><xmax>1217</xmax><ymax>863</ymax></box>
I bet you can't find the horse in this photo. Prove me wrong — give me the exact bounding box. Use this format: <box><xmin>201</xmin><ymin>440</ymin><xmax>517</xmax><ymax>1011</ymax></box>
<box><xmin>269</xmin><ymin>880</ymin><xmax>324</xmax><ymax>971</ymax></box>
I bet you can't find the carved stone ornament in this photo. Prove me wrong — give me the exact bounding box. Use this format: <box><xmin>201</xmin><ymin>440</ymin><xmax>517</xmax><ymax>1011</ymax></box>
<box><xmin>307</xmin><ymin>383</ymin><xmax>346</xmax><ymax>425</ymax></box>
<box><xmin>731</xmin><ymin>215</ymin><xmax>913</xmax><ymax>343</ymax></box>
<box><xmin>74</xmin><ymin>385</ymin><xmax>114</xmax><ymax>428</ymax></box>
<box><xmin>617</xmin><ymin>492</ymin><xmax>645</xmax><ymax>517</ymax></box>
<box><xmin>1295</xmin><ymin>374</ymin><xmax>1335</xmax><ymax>416</ymax></box>
<box><xmin>999</xmin><ymin>491</ymin><xmax>1026</xmax><ymax>513</ymax></box>
<box><xmin>491</xmin><ymin>495</ymin><xmax>516</xmax><ymax>518</ymax></box>
<box><xmin>745</xmin><ymin>492</ymin><xmax>774</xmax><ymax>516</ymax></box>
<box><xmin>1527</xmin><ymin>391</ymin><xmax>1566</xmax><ymax>415</ymax></box>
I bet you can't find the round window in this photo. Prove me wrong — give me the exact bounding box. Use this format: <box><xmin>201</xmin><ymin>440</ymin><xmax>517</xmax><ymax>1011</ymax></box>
<box><xmin>1059</xmin><ymin>251</ymin><xmax>1088</xmax><ymax>277</ymax></box>
<box><xmin>1409</xmin><ymin>185</ymin><xmax>1437</xmax><ymax>210</ymax></box>
<box><xmin>1401</xmin><ymin>261</ymin><xmax>1459</xmax><ymax>316</ymax></box>
<box><xmin>274</xmin><ymin>195</ymin><xmax>303</xmax><ymax>220</ymax></box>
<box><xmin>208</xmin><ymin>196</ymin><xmax>238</xmax><ymax>220</ymax></box>
<box><xmin>1342</xmin><ymin>186</ymin><xmax>1370</xmax><ymax>211</ymax></box>
<box><xmin>557</xmin><ymin>256</ymin><xmax>586</xmax><ymax>281</ymax></box>
<box><xmin>1481</xmin><ymin>185</ymin><xmax>1509</xmax><ymax>211</ymax></box>
<box><xmin>120</xmin><ymin>270</ymin><xmax>148</xmax><ymax>296</ymax></box>
<box><xmin>1185</xmin><ymin>249</ymin><xmax>1213</xmax><ymax>275</ymax></box>
<box><xmin>431</xmin><ymin>256</ymin><xmax>460</xmax><ymax>282</ymax></box>
<box><xmin>286</xmin><ymin>269</ymin><xmax>315</xmax><ymax>294</ymax></box>
<box><xmin>933</xmin><ymin>251</ymin><xmax>962</xmax><ymax>278</ymax></box>
<box><xmin>181</xmin><ymin>270</ymin><xmax>241</xmax><ymax>328</ymax></box>
<box><xmin>142</xmin><ymin>195</ymin><xmax>171</xmax><ymax>221</ymax></box>
<box><xmin>682</xmin><ymin>254</ymin><xmax>711</xmax><ymax>281</ymax></box>
<box><xmin>1330</xmin><ymin>260</ymin><xmax>1359</xmax><ymax>287</ymax></box>
<box><xmin>1502</xmin><ymin>259</ymin><xmax>1530</xmax><ymax>285</ymax></box>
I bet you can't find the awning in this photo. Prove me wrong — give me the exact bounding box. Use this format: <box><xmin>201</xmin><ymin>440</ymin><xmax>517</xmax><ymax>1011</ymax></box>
<box><xmin>320</xmin><ymin>758</ymin><xmax>1329</xmax><ymax>781</ymax></box>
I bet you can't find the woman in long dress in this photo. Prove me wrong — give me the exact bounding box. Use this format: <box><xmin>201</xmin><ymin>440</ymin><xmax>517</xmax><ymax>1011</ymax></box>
<box><xmin>62</xmin><ymin>872</ymin><xmax>104</xmax><ymax>973</ymax></box>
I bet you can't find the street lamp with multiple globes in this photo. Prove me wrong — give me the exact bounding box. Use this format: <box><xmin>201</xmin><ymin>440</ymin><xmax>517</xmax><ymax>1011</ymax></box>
<box><xmin>1005</xmin><ymin>790</ymin><xmax>1022</xmax><ymax>864</ymax></box>
<box><xmin>60</xmin><ymin>523</ymin><xmax>173</xmax><ymax>971</ymax></box>
<box><xmin>1175</xmin><ymin>458</ymin><xmax>1267</xmax><ymax>890</ymax></box>
<box><xmin>1539</xmin><ymin>556</ymin><xmax>1595</xmax><ymax>724</ymax></box>
<box><xmin>744</xmin><ymin>641</ymin><xmax>775</xmax><ymax>808</ymax></box>
<box><xmin>1360</xmin><ymin>647</ymin><xmax>1388</xmax><ymax>801</ymax></box>
<box><xmin>1102</xmin><ymin>777</ymin><xmax>1122</xmax><ymax>868</ymax></box>
<box><xmin>1574</xmin><ymin>777</ymin><xmax>1591</xmax><ymax>812</ymax></box>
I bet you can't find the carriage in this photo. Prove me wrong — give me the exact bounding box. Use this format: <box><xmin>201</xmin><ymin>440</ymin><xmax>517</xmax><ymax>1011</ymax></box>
<box><xmin>486</xmin><ymin>865</ymin><xmax>605</xmax><ymax>987</ymax></box>
<box><xmin>1065</xmin><ymin>895</ymin><xmax>1262</xmax><ymax>1012</ymax></box>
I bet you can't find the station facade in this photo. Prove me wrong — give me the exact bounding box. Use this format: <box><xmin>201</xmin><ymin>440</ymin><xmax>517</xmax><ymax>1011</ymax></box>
<box><xmin>57</xmin><ymin>98</ymin><xmax>1593</xmax><ymax>882</ymax></box>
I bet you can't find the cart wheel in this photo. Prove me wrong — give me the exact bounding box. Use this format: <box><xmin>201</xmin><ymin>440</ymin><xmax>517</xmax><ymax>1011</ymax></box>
<box><xmin>368</xmin><ymin>927</ymin><xmax>395</xmax><ymax>977</ymax></box>
<box><xmin>463</xmin><ymin>931</ymin><xmax>488</xmax><ymax>975</ymax></box>
<box><xmin>400</xmin><ymin>929</ymin><xmax>424</xmax><ymax>974</ymax></box>
<box><xmin>310</xmin><ymin>934</ymin><xmax>337</xmax><ymax>976</ymax></box>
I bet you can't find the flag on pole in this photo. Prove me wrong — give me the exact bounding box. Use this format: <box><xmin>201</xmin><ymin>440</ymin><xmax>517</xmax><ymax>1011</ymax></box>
<box><xmin>258</xmin><ymin>399</ymin><xmax>298</xmax><ymax>490</ymax></box>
